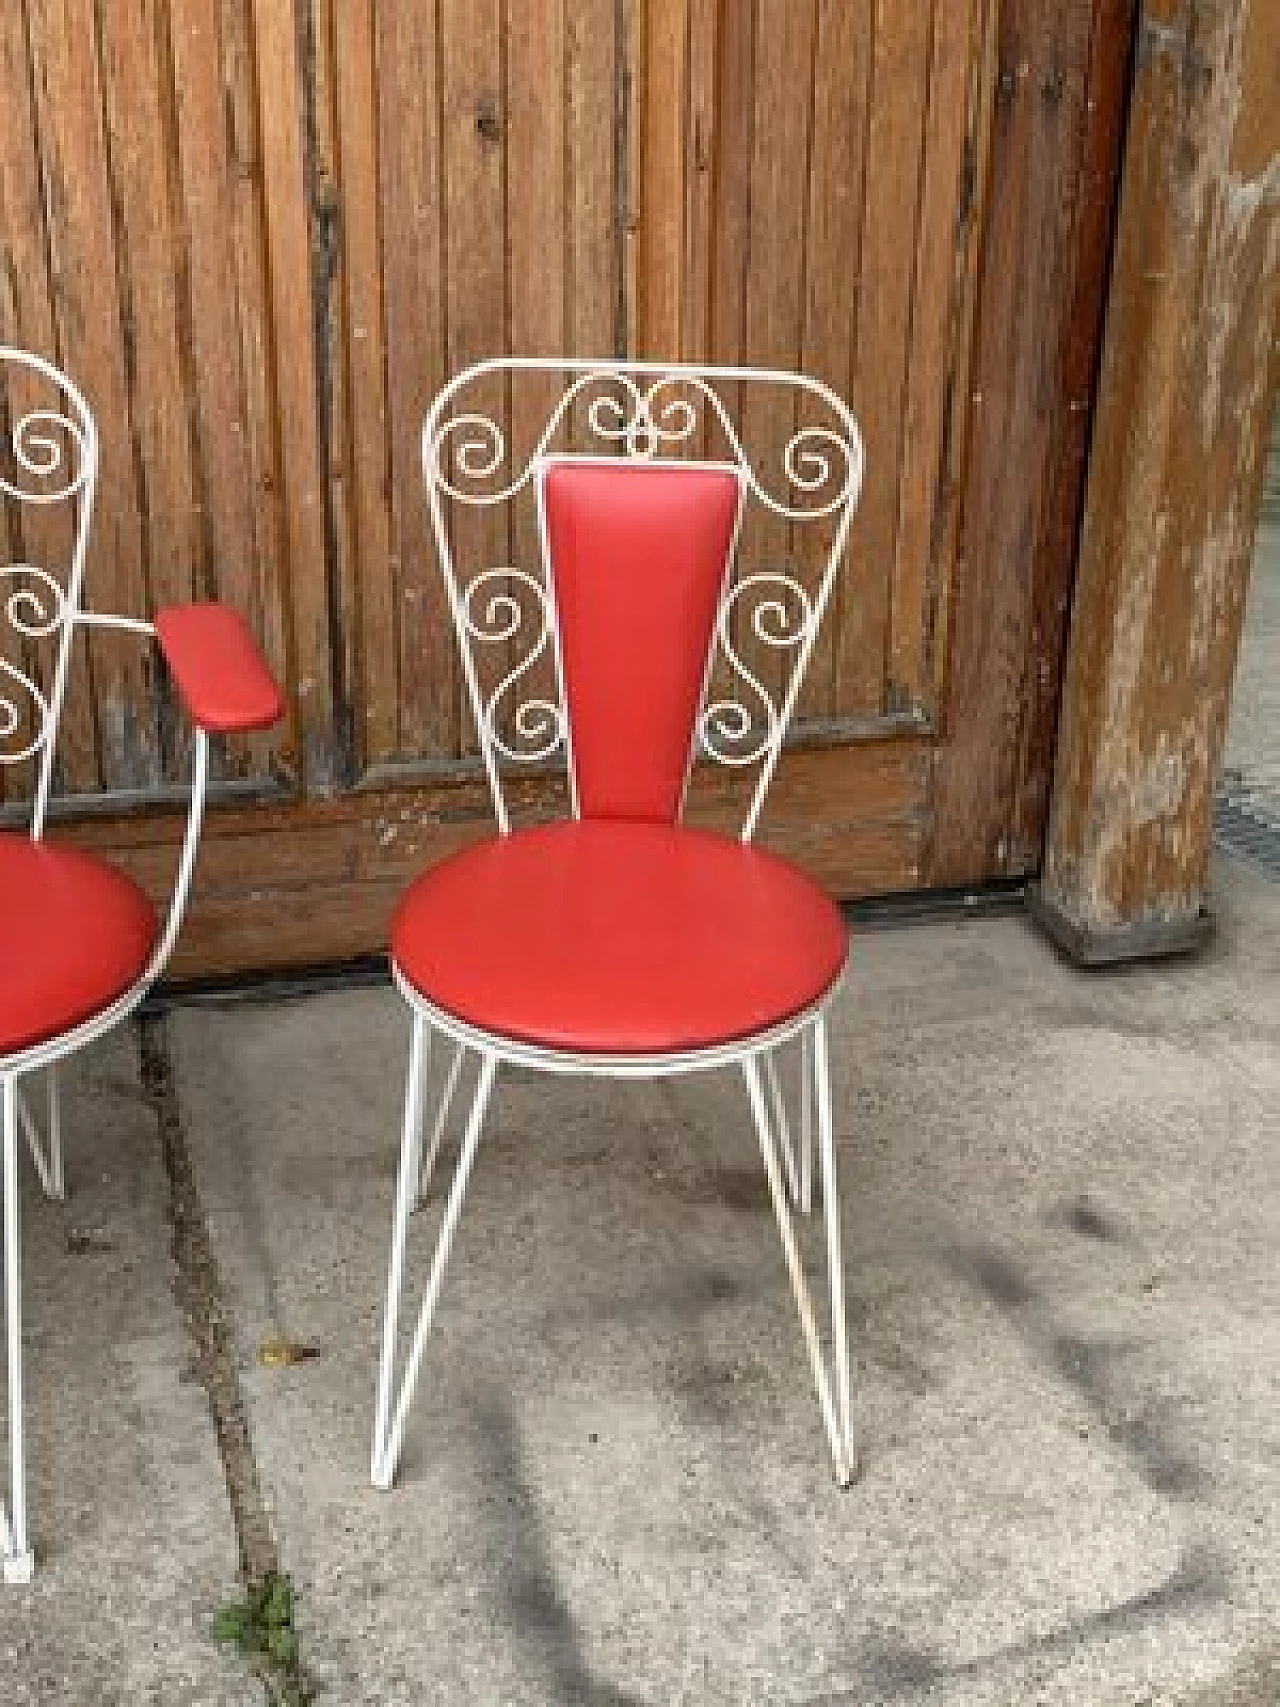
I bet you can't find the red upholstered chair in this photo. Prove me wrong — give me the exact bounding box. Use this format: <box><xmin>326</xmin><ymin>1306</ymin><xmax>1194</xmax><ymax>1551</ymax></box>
<box><xmin>372</xmin><ymin>360</ymin><xmax>865</xmax><ymax>1492</ymax></box>
<box><xmin>0</xmin><ymin>347</ymin><xmax>283</xmax><ymax>1580</ymax></box>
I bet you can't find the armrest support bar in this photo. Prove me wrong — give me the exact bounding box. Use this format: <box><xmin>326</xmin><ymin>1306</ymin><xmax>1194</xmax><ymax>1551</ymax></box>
<box><xmin>145</xmin><ymin>725</ymin><xmax>209</xmax><ymax>981</ymax></box>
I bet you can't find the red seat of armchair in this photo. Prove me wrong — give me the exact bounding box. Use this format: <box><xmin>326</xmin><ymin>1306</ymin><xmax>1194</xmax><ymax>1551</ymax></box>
<box><xmin>391</xmin><ymin>820</ymin><xmax>848</xmax><ymax>1055</ymax></box>
<box><xmin>0</xmin><ymin>833</ymin><xmax>158</xmax><ymax>1057</ymax></box>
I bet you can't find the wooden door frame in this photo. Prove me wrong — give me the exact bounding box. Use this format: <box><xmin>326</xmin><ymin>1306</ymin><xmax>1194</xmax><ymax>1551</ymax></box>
<box><xmin>47</xmin><ymin>0</ymin><xmax>1142</xmax><ymax>979</ymax></box>
<box><xmin>1032</xmin><ymin>0</ymin><xmax>1280</xmax><ymax>962</ymax></box>
<box><xmin>926</xmin><ymin>0</ymin><xmax>1137</xmax><ymax>888</ymax></box>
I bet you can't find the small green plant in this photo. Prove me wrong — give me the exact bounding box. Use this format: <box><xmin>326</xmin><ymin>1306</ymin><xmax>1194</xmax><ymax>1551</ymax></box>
<box><xmin>213</xmin><ymin>1572</ymin><xmax>310</xmax><ymax>1701</ymax></box>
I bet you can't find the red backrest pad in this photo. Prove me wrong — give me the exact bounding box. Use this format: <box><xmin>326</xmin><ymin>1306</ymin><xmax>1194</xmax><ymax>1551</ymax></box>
<box><xmin>540</xmin><ymin>460</ymin><xmax>741</xmax><ymax>823</ymax></box>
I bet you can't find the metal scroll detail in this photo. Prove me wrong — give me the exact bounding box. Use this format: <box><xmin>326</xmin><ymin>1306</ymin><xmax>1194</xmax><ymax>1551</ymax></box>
<box><xmin>699</xmin><ymin>573</ymin><xmax>816</xmax><ymax>767</ymax></box>
<box><xmin>0</xmin><ymin>409</ymin><xmax>87</xmax><ymax>765</ymax></box>
<box><xmin>427</xmin><ymin>370</ymin><xmax>861</xmax><ymax>521</ymax></box>
<box><xmin>0</xmin><ymin>353</ymin><xmax>96</xmax><ymax>768</ymax></box>
<box><xmin>0</xmin><ymin>404</ymin><xmax>92</xmax><ymax>507</ymax></box>
<box><xmin>459</xmin><ymin>569</ymin><xmax>566</xmax><ymax>764</ymax></box>
<box><xmin>0</xmin><ymin>566</ymin><xmax>68</xmax><ymax>764</ymax></box>
<box><xmin>422</xmin><ymin>360</ymin><xmax>863</xmax><ymax>832</ymax></box>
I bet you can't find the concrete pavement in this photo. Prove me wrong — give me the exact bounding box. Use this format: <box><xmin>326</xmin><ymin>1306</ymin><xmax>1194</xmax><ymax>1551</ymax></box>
<box><xmin>0</xmin><ymin>1026</ymin><xmax>261</xmax><ymax>1706</ymax></box>
<box><xmin>0</xmin><ymin>852</ymin><xmax>1276</xmax><ymax>1703</ymax></box>
<box><xmin>175</xmin><ymin>849</ymin><xmax>1278</xmax><ymax>1704</ymax></box>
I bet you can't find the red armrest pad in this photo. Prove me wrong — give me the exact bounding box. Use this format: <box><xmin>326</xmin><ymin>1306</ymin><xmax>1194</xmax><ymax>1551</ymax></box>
<box><xmin>154</xmin><ymin>604</ymin><xmax>285</xmax><ymax>734</ymax></box>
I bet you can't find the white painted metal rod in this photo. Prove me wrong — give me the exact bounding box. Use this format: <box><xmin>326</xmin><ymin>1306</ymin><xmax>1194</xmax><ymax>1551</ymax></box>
<box><xmin>374</xmin><ymin>1053</ymin><xmax>497</xmax><ymax>1490</ymax></box>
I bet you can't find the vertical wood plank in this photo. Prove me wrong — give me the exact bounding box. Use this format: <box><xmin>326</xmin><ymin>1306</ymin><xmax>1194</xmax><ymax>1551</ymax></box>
<box><xmin>888</xmin><ymin>0</ymin><xmax>976</xmax><ymax>715</ymax></box>
<box><xmin>167</xmin><ymin>0</ymin><xmax>253</xmax><ymax>609</ymax></box>
<box><xmin>638</xmin><ymin>0</ymin><xmax>686</xmax><ymax>355</ymax></box>
<box><xmin>304</xmin><ymin>0</ymin><xmax>356</xmax><ymax>776</ymax></box>
<box><xmin>739</xmin><ymin>0</ymin><xmax>819</xmax><ymax>709</ymax></box>
<box><xmin>26</xmin><ymin>0</ymin><xmax>158</xmax><ymax>790</ymax></box>
<box><xmin>168</xmin><ymin>0</ymin><xmax>286</xmax><ymax>780</ymax></box>
<box><xmin>332</xmin><ymin>0</ymin><xmax>395</xmax><ymax>770</ymax></box>
<box><xmin>377</xmin><ymin>0</ymin><xmax>451</xmax><ymax>763</ymax></box>
<box><xmin>1011</xmin><ymin>0</ymin><xmax>1133</xmax><ymax>862</ymax></box>
<box><xmin>303</xmin><ymin>0</ymin><xmax>358</xmax><ymax>781</ymax></box>
<box><xmin>250</xmin><ymin>0</ymin><xmax>338</xmax><ymax>790</ymax></box>
<box><xmin>680</xmin><ymin>0</ymin><xmax>717</xmax><ymax>370</ymax></box>
<box><xmin>0</xmin><ymin>0</ymin><xmax>98</xmax><ymax>793</ymax></box>
<box><xmin>219</xmin><ymin>0</ymin><xmax>294</xmax><ymax>774</ymax></box>
<box><xmin>441</xmin><ymin>0</ymin><xmax>506</xmax><ymax>757</ymax></box>
<box><xmin>701</xmin><ymin>0</ymin><xmax>754</xmax><ymax>727</ymax></box>
<box><xmin>506</xmin><ymin>0</ymin><xmax>567</xmax><ymax>727</ymax></box>
<box><xmin>708</xmin><ymin>0</ymin><xmax>753</xmax><ymax>379</ymax></box>
<box><xmin>796</xmin><ymin>0</ymin><xmax>873</xmax><ymax>719</ymax></box>
<box><xmin>621</xmin><ymin>0</ymin><xmax>643</xmax><ymax>356</ymax></box>
<box><xmin>567</xmin><ymin>0</ymin><xmax>621</xmax><ymax>363</ymax></box>
<box><xmin>834</xmin><ymin>0</ymin><xmax>934</xmax><ymax>716</ymax></box>
<box><xmin>928</xmin><ymin>0</ymin><xmax>1107</xmax><ymax>885</ymax></box>
<box><xmin>95</xmin><ymin>0</ymin><xmax>201</xmax><ymax>620</ymax></box>
<box><xmin>924</xmin><ymin>0</ymin><xmax>1001</xmax><ymax>718</ymax></box>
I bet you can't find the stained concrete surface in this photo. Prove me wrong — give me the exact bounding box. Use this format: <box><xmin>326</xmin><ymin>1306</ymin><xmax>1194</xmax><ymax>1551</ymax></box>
<box><xmin>157</xmin><ymin>850</ymin><xmax>1280</xmax><ymax>1706</ymax></box>
<box><xmin>0</xmin><ymin>1027</ymin><xmax>261</xmax><ymax>1706</ymax></box>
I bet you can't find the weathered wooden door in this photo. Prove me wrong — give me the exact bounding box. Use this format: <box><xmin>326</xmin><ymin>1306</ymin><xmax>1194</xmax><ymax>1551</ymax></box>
<box><xmin>0</xmin><ymin>0</ymin><xmax>1131</xmax><ymax>975</ymax></box>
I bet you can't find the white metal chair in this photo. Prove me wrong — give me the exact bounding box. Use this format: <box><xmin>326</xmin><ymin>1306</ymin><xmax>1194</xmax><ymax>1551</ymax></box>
<box><xmin>0</xmin><ymin>347</ymin><xmax>283</xmax><ymax>1580</ymax></box>
<box><xmin>372</xmin><ymin>359</ymin><xmax>864</xmax><ymax>1492</ymax></box>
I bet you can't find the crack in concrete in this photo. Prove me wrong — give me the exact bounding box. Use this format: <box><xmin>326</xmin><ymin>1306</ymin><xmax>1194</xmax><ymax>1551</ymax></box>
<box><xmin>138</xmin><ymin>1009</ymin><xmax>313</xmax><ymax>1703</ymax></box>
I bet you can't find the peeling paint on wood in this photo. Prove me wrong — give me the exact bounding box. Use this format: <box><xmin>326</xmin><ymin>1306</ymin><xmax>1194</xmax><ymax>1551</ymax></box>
<box><xmin>1040</xmin><ymin>0</ymin><xmax>1280</xmax><ymax>947</ymax></box>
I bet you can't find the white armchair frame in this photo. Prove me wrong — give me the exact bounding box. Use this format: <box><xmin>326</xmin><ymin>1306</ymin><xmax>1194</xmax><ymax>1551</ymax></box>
<box><xmin>1</xmin><ymin>348</ymin><xmax>212</xmax><ymax>1581</ymax></box>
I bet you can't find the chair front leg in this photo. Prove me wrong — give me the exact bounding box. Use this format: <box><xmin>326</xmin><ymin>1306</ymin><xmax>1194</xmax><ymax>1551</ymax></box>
<box><xmin>813</xmin><ymin>1015</ymin><xmax>854</xmax><ymax>1470</ymax></box>
<box><xmin>2</xmin><ymin>1076</ymin><xmax>34</xmax><ymax>1582</ymax></box>
<box><xmin>743</xmin><ymin>1050</ymin><xmax>854</xmax><ymax>1486</ymax></box>
<box><xmin>372</xmin><ymin>1019</ymin><xmax>497</xmax><ymax>1491</ymax></box>
<box><xmin>372</xmin><ymin>1013</ymin><xmax>431</xmax><ymax>1482</ymax></box>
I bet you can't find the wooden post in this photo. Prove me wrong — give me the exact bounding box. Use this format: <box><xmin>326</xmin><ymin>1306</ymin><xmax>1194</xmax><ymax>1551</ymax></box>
<box><xmin>1032</xmin><ymin>0</ymin><xmax>1280</xmax><ymax>963</ymax></box>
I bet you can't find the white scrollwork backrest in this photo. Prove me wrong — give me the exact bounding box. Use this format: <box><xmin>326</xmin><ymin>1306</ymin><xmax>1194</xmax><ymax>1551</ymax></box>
<box><xmin>0</xmin><ymin>347</ymin><xmax>98</xmax><ymax>828</ymax></box>
<box><xmin>421</xmin><ymin>359</ymin><xmax>864</xmax><ymax>839</ymax></box>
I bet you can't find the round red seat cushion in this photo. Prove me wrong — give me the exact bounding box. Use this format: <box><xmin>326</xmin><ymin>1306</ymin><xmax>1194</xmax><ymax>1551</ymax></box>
<box><xmin>391</xmin><ymin>821</ymin><xmax>848</xmax><ymax>1055</ymax></box>
<box><xmin>0</xmin><ymin>832</ymin><xmax>158</xmax><ymax>1058</ymax></box>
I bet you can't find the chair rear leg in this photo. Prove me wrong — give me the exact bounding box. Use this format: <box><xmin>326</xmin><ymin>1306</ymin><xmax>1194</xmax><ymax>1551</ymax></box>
<box><xmin>46</xmin><ymin>1069</ymin><xmax>62</xmax><ymax>1202</ymax></box>
<box><xmin>2</xmin><ymin>1077</ymin><xmax>34</xmax><ymax>1582</ymax></box>
<box><xmin>15</xmin><ymin>1068</ymin><xmax>64</xmax><ymax>1203</ymax></box>
<box><xmin>743</xmin><ymin>1053</ymin><xmax>853</xmax><ymax>1486</ymax></box>
<box><xmin>372</xmin><ymin>1042</ymin><xmax>497</xmax><ymax>1491</ymax></box>
<box><xmin>760</xmin><ymin>1051</ymin><xmax>802</xmax><ymax>1208</ymax></box>
<box><xmin>799</xmin><ymin>1025</ymin><xmax>815</xmax><ymax>1215</ymax></box>
<box><xmin>813</xmin><ymin>1015</ymin><xmax>855</xmax><ymax>1471</ymax></box>
<box><xmin>416</xmin><ymin>1039</ymin><xmax>467</xmax><ymax>1206</ymax></box>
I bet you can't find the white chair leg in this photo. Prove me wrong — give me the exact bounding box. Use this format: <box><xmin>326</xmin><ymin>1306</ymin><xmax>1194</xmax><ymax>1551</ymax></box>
<box><xmin>416</xmin><ymin>1039</ymin><xmax>466</xmax><ymax>1206</ymax></box>
<box><xmin>758</xmin><ymin>1050</ymin><xmax>802</xmax><ymax>1208</ymax></box>
<box><xmin>45</xmin><ymin>1070</ymin><xmax>62</xmax><ymax>1203</ymax></box>
<box><xmin>16</xmin><ymin>1071</ymin><xmax>64</xmax><ymax>1203</ymax></box>
<box><xmin>372</xmin><ymin>1044</ymin><xmax>497</xmax><ymax>1491</ymax></box>
<box><xmin>813</xmin><ymin>1015</ymin><xmax>854</xmax><ymax>1470</ymax></box>
<box><xmin>799</xmin><ymin>1024</ymin><xmax>815</xmax><ymax>1216</ymax></box>
<box><xmin>372</xmin><ymin>1013</ymin><xmax>430</xmax><ymax>1482</ymax></box>
<box><xmin>743</xmin><ymin>1051</ymin><xmax>854</xmax><ymax>1486</ymax></box>
<box><xmin>2</xmin><ymin>1077</ymin><xmax>34</xmax><ymax>1583</ymax></box>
